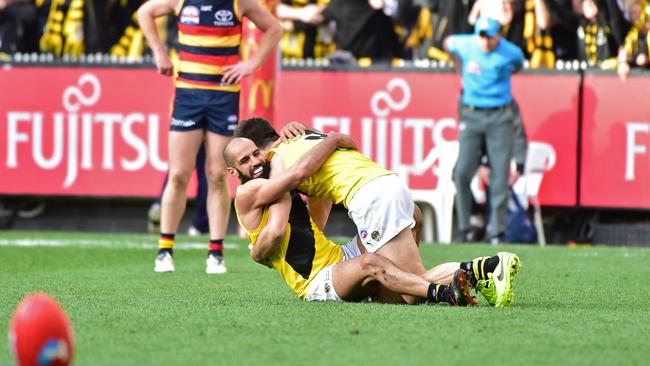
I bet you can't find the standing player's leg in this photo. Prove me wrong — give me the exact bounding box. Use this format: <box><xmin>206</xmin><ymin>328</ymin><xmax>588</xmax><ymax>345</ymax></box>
<box><xmin>161</xmin><ymin>130</ymin><xmax>205</xmax><ymax>232</ymax></box>
<box><xmin>189</xmin><ymin>145</ymin><xmax>209</xmax><ymax>235</ymax></box>
<box><xmin>203</xmin><ymin>90</ymin><xmax>239</xmax><ymax>274</ymax></box>
<box><xmin>155</xmin><ymin>129</ymin><xmax>204</xmax><ymax>272</ymax></box>
<box><xmin>204</xmin><ymin>131</ymin><xmax>232</xmax><ymax>274</ymax></box>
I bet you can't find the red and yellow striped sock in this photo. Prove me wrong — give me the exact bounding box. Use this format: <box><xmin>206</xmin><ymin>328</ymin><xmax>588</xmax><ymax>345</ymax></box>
<box><xmin>208</xmin><ymin>239</ymin><xmax>223</xmax><ymax>257</ymax></box>
<box><xmin>158</xmin><ymin>233</ymin><xmax>175</xmax><ymax>255</ymax></box>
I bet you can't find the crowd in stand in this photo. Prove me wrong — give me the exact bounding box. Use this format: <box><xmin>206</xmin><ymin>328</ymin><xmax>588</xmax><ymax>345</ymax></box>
<box><xmin>1</xmin><ymin>0</ymin><xmax>649</xmax><ymax>78</ymax></box>
<box><xmin>278</xmin><ymin>0</ymin><xmax>650</xmax><ymax>78</ymax></box>
<box><xmin>0</xmin><ymin>0</ymin><xmax>170</xmax><ymax>59</ymax></box>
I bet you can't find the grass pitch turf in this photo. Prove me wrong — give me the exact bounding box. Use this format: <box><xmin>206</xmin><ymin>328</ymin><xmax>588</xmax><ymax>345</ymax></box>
<box><xmin>1</xmin><ymin>231</ymin><xmax>649</xmax><ymax>366</ymax></box>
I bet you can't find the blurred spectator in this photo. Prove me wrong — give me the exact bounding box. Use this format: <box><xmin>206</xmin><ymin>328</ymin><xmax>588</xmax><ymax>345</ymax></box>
<box><xmin>277</xmin><ymin>0</ymin><xmax>334</xmax><ymax>59</ymax></box>
<box><xmin>322</xmin><ymin>0</ymin><xmax>402</xmax><ymax>63</ymax></box>
<box><xmin>3</xmin><ymin>0</ymin><xmax>648</xmax><ymax>72</ymax></box>
<box><xmin>576</xmin><ymin>0</ymin><xmax>630</xmax><ymax>69</ymax></box>
<box><xmin>470</xmin><ymin>0</ymin><xmax>579</xmax><ymax>68</ymax></box>
<box><xmin>0</xmin><ymin>0</ymin><xmax>38</xmax><ymax>55</ymax></box>
<box><xmin>444</xmin><ymin>17</ymin><xmax>525</xmax><ymax>244</ymax></box>
<box><xmin>23</xmin><ymin>0</ymin><xmax>147</xmax><ymax>57</ymax></box>
<box><xmin>469</xmin><ymin>0</ymin><xmax>514</xmax><ymax>26</ymax></box>
<box><xmin>405</xmin><ymin>0</ymin><xmax>475</xmax><ymax>61</ymax></box>
<box><xmin>617</xmin><ymin>0</ymin><xmax>650</xmax><ymax>80</ymax></box>
<box><xmin>522</xmin><ymin>0</ymin><xmax>579</xmax><ymax>68</ymax></box>
<box><xmin>106</xmin><ymin>0</ymin><xmax>145</xmax><ymax>57</ymax></box>
<box><xmin>39</xmin><ymin>0</ymin><xmax>85</xmax><ymax>56</ymax></box>
<box><xmin>382</xmin><ymin>0</ymin><xmax>419</xmax><ymax>58</ymax></box>
<box><xmin>468</xmin><ymin>0</ymin><xmax>527</xmax><ymax>43</ymax></box>
<box><xmin>467</xmin><ymin>0</ymin><xmax>625</xmax><ymax>69</ymax></box>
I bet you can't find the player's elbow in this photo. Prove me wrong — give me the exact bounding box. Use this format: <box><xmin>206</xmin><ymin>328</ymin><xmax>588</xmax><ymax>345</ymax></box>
<box><xmin>266</xmin><ymin>223</ymin><xmax>287</xmax><ymax>243</ymax></box>
<box><xmin>250</xmin><ymin>244</ymin><xmax>273</xmax><ymax>263</ymax></box>
<box><xmin>268</xmin><ymin>20</ymin><xmax>283</xmax><ymax>43</ymax></box>
<box><xmin>250</xmin><ymin>251</ymin><xmax>268</xmax><ymax>264</ymax></box>
<box><xmin>136</xmin><ymin>4</ymin><xmax>152</xmax><ymax>25</ymax></box>
<box><xmin>250</xmin><ymin>227</ymin><xmax>286</xmax><ymax>263</ymax></box>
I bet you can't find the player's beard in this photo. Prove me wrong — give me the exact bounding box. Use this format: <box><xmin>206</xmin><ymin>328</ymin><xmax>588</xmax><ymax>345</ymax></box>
<box><xmin>238</xmin><ymin>160</ymin><xmax>271</xmax><ymax>183</ymax></box>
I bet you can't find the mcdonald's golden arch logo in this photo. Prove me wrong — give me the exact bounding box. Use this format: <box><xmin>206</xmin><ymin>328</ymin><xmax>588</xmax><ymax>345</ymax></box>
<box><xmin>248</xmin><ymin>79</ymin><xmax>274</xmax><ymax>111</ymax></box>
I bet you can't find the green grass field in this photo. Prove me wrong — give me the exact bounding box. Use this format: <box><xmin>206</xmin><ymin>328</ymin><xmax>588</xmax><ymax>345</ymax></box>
<box><xmin>1</xmin><ymin>231</ymin><xmax>649</xmax><ymax>366</ymax></box>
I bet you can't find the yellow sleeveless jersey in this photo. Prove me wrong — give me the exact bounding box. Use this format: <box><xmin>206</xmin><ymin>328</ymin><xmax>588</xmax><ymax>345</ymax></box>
<box><xmin>270</xmin><ymin>130</ymin><xmax>393</xmax><ymax>208</ymax></box>
<box><xmin>236</xmin><ymin>191</ymin><xmax>343</xmax><ymax>299</ymax></box>
<box><xmin>175</xmin><ymin>0</ymin><xmax>242</xmax><ymax>92</ymax></box>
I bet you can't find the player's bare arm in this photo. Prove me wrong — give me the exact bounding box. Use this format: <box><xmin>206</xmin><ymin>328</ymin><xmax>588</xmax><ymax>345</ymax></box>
<box><xmin>221</xmin><ymin>0</ymin><xmax>282</xmax><ymax>85</ymax></box>
<box><xmin>137</xmin><ymin>0</ymin><xmax>178</xmax><ymax>76</ymax></box>
<box><xmin>249</xmin><ymin>193</ymin><xmax>292</xmax><ymax>264</ymax></box>
<box><xmin>234</xmin><ymin>174</ymin><xmax>291</xmax><ymax>265</ymax></box>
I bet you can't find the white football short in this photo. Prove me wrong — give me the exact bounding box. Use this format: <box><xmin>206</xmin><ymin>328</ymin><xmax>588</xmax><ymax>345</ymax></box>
<box><xmin>347</xmin><ymin>174</ymin><xmax>415</xmax><ymax>253</ymax></box>
<box><xmin>306</xmin><ymin>237</ymin><xmax>361</xmax><ymax>302</ymax></box>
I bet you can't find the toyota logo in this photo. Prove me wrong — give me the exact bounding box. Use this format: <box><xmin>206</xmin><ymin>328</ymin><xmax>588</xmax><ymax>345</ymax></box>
<box><xmin>215</xmin><ymin>10</ymin><xmax>233</xmax><ymax>22</ymax></box>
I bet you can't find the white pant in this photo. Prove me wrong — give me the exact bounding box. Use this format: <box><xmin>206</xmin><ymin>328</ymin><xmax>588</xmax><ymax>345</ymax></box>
<box><xmin>347</xmin><ymin>175</ymin><xmax>415</xmax><ymax>253</ymax></box>
<box><xmin>305</xmin><ymin>237</ymin><xmax>361</xmax><ymax>302</ymax></box>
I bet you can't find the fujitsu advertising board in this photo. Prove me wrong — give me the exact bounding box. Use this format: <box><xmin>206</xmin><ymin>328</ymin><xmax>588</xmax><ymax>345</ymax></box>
<box><xmin>275</xmin><ymin>70</ymin><xmax>579</xmax><ymax>206</ymax></box>
<box><xmin>10</xmin><ymin>67</ymin><xmax>643</xmax><ymax>208</ymax></box>
<box><xmin>0</xmin><ymin>67</ymin><xmax>173</xmax><ymax>197</ymax></box>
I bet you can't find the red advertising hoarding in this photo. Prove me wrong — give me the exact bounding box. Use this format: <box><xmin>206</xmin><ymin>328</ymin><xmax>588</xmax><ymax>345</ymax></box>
<box><xmin>580</xmin><ymin>74</ymin><xmax>650</xmax><ymax>208</ymax></box>
<box><xmin>275</xmin><ymin>70</ymin><xmax>579</xmax><ymax>206</ymax></box>
<box><xmin>0</xmin><ymin>67</ymin><xmax>173</xmax><ymax>197</ymax></box>
<box><xmin>12</xmin><ymin>66</ymin><xmax>644</xmax><ymax>209</ymax></box>
<box><xmin>512</xmin><ymin>73</ymin><xmax>579</xmax><ymax>206</ymax></box>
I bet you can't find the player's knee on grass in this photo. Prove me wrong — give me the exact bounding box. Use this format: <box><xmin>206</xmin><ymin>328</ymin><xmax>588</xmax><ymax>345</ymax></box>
<box><xmin>358</xmin><ymin>253</ymin><xmax>392</xmax><ymax>282</ymax></box>
<box><xmin>360</xmin><ymin>253</ymin><xmax>422</xmax><ymax>305</ymax></box>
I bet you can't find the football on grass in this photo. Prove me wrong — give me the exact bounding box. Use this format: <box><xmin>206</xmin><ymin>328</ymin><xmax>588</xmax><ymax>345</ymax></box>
<box><xmin>8</xmin><ymin>293</ymin><xmax>74</xmax><ymax>366</ymax></box>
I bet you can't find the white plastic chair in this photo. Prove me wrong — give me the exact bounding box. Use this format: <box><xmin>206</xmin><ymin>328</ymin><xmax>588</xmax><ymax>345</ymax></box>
<box><xmin>512</xmin><ymin>141</ymin><xmax>557</xmax><ymax>246</ymax></box>
<box><xmin>399</xmin><ymin>141</ymin><xmax>459</xmax><ymax>244</ymax></box>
